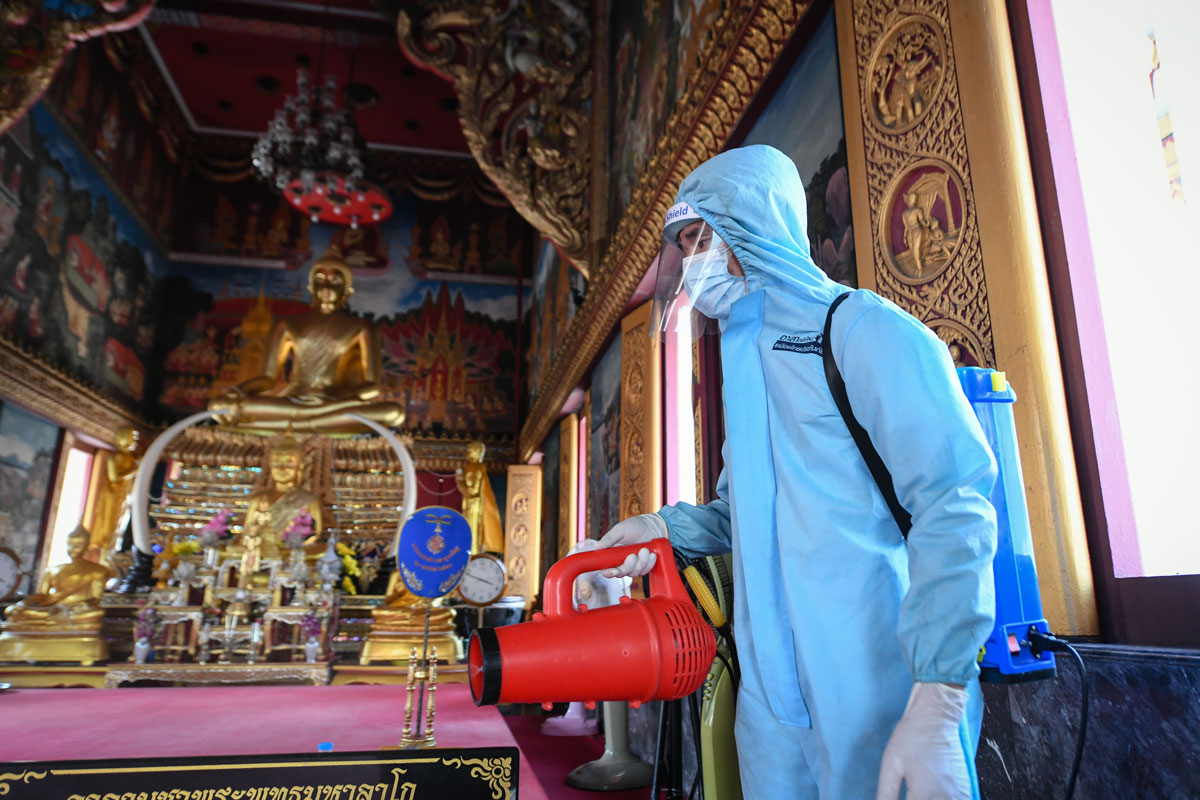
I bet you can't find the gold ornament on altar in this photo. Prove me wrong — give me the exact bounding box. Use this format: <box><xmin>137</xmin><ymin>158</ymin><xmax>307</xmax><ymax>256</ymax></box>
<box><xmin>399</xmin><ymin>644</ymin><xmax>439</xmax><ymax>748</ymax></box>
<box><xmin>207</xmin><ymin>247</ymin><xmax>405</xmax><ymax>434</ymax></box>
<box><xmin>236</xmin><ymin>433</ymin><xmax>324</xmax><ymax>586</ymax></box>
<box><xmin>455</xmin><ymin>441</ymin><xmax>504</xmax><ymax>554</ymax></box>
<box><xmin>359</xmin><ymin>570</ymin><xmax>459</xmax><ymax>666</ymax></box>
<box><xmin>91</xmin><ymin>427</ymin><xmax>140</xmax><ymax>565</ymax></box>
<box><xmin>0</xmin><ymin>525</ymin><xmax>112</xmax><ymax>665</ymax></box>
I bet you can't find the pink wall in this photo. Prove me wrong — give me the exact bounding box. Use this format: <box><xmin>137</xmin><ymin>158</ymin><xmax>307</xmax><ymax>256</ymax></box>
<box><xmin>1027</xmin><ymin>0</ymin><xmax>1141</xmax><ymax>576</ymax></box>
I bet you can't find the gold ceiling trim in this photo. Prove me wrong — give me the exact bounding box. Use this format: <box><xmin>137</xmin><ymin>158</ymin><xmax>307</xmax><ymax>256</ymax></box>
<box><xmin>0</xmin><ymin>338</ymin><xmax>153</xmax><ymax>448</ymax></box>
<box><xmin>517</xmin><ymin>0</ymin><xmax>813</xmax><ymax>462</ymax></box>
<box><xmin>0</xmin><ymin>0</ymin><xmax>156</xmax><ymax>138</ymax></box>
<box><xmin>397</xmin><ymin>1</ymin><xmax>593</xmax><ymax>271</ymax></box>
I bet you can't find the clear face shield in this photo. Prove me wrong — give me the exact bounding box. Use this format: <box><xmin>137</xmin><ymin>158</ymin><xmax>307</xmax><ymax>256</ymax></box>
<box><xmin>651</xmin><ymin>205</ymin><xmax>746</xmax><ymax>342</ymax></box>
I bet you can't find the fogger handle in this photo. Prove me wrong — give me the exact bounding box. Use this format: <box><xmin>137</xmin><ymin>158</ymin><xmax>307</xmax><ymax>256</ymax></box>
<box><xmin>543</xmin><ymin>538</ymin><xmax>687</xmax><ymax>617</ymax></box>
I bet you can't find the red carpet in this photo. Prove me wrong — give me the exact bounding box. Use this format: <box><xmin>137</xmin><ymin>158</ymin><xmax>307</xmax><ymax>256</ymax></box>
<box><xmin>0</xmin><ymin>684</ymin><xmax>548</xmax><ymax>799</ymax></box>
<box><xmin>503</xmin><ymin>715</ymin><xmax>650</xmax><ymax>800</ymax></box>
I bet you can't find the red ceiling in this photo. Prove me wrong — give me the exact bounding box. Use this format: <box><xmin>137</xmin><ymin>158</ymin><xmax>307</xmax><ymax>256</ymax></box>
<box><xmin>145</xmin><ymin>2</ymin><xmax>470</xmax><ymax>154</ymax></box>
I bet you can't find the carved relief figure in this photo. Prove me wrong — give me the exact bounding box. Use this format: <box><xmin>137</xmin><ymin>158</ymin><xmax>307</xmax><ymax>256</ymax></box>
<box><xmin>872</xmin><ymin>24</ymin><xmax>943</xmax><ymax>130</ymax></box>
<box><xmin>894</xmin><ymin>168</ymin><xmax>959</xmax><ymax>279</ymax></box>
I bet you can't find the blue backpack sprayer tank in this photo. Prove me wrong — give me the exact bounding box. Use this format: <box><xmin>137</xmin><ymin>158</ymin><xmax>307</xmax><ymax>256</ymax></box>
<box><xmin>957</xmin><ymin>367</ymin><xmax>1056</xmax><ymax>683</ymax></box>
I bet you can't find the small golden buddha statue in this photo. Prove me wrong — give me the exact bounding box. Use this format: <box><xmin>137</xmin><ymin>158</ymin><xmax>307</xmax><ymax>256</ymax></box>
<box><xmin>208</xmin><ymin>247</ymin><xmax>405</xmax><ymax>435</ymax></box>
<box><xmin>0</xmin><ymin>525</ymin><xmax>112</xmax><ymax>665</ymax></box>
<box><xmin>456</xmin><ymin>441</ymin><xmax>504</xmax><ymax>554</ymax></box>
<box><xmin>91</xmin><ymin>427</ymin><xmax>139</xmax><ymax>564</ymax></box>
<box><xmin>237</xmin><ymin>434</ymin><xmax>323</xmax><ymax>584</ymax></box>
<box><xmin>360</xmin><ymin>569</ymin><xmax>460</xmax><ymax>665</ymax></box>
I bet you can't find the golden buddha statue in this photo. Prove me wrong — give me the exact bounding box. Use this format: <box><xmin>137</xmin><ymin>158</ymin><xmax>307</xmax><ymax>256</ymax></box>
<box><xmin>0</xmin><ymin>525</ymin><xmax>112</xmax><ymax>665</ymax></box>
<box><xmin>237</xmin><ymin>434</ymin><xmax>323</xmax><ymax>584</ymax></box>
<box><xmin>360</xmin><ymin>569</ymin><xmax>460</xmax><ymax>665</ymax></box>
<box><xmin>456</xmin><ymin>441</ymin><xmax>504</xmax><ymax>554</ymax></box>
<box><xmin>208</xmin><ymin>247</ymin><xmax>405</xmax><ymax>435</ymax></box>
<box><xmin>91</xmin><ymin>427</ymin><xmax>139</xmax><ymax>564</ymax></box>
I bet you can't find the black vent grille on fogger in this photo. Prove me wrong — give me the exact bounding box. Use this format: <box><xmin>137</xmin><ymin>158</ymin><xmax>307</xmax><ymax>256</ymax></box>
<box><xmin>467</xmin><ymin>539</ymin><xmax>717</xmax><ymax>707</ymax></box>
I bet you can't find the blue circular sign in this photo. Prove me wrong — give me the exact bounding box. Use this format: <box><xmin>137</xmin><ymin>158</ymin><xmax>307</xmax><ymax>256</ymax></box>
<box><xmin>397</xmin><ymin>506</ymin><xmax>473</xmax><ymax>598</ymax></box>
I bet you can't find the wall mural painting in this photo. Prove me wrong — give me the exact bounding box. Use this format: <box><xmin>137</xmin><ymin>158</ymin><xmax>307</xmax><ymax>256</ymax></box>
<box><xmin>588</xmin><ymin>334</ymin><xmax>621</xmax><ymax>541</ymax></box>
<box><xmin>540</xmin><ymin>424</ymin><xmax>561</xmax><ymax>585</ymax></box>
<box><xmin>171</xmin><ymin>177</ymin><xmax>317</xmax><ymax>270</ymax></box>
<box><xmin>742</xmin><ymin>8</ymin><xmax>857</xmax><ymax>288</ymax></box>
<box><xmin>159</xmin><ymin>204</ymin><xmax>526</xmax><ymax>438</ymax></box>
<box><xmin>173</xmin><ymin>174</ymin><xmax>530</xmax><ymax>279</ymax></box>
<box><xmin>0</xmin><ymin>401</ymin><xmax>61</xmax><ymax>590</ymax></box>
<box><xmin>609</xmin><ymin>0</ymin><xmax>724</xmax><ymax>235</ymax></box>
<box><xmin>0</xmin><ymin>104</ymin><xmax>168</xmax><ymax>414</ymax></box>
<box><xmin>44</xmin><ymin>40</ymin><xmax>177</xmax><ymax>243</ymax></box>
<box><xmin>525</xmin><ymin>237</ymin><xmax>586</xmax><ymax>402</ymax></box>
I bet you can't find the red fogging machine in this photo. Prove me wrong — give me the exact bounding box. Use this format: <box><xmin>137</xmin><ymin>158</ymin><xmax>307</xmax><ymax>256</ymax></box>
<box><xmin>468</xmin><ymin>538</ymin><xmax>717</xmax><ymax>708</ymax></box>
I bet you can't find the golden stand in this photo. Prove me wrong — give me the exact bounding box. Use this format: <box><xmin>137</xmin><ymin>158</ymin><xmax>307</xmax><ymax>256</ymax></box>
<box><xmin>399</xmin><ymin>644</ymin><xmax>438</xmax><ymax>748</ymax></box>
<box><xmin>389</xmin><ymin>603</ymin><xmax>439</xmax><ymax>749</ymax></box>
<box><xmin>0</xmin><ymin>630</ymin><xmax>108</xmax><ymax>666</ymax></box>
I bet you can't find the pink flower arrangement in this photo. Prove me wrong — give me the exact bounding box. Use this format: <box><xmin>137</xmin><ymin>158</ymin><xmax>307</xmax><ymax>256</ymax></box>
<box><xmin>135</xmin><ymin>605</ymin><xmax>161</xmax><ymax>643</ymax></box>
<box><xmin>198</xmin><ymin>508</ymin><xmax>233</xmax><ymax>547</ymax></box>
<box><xmin>282</xmin><ymin>511</ymin><xmax>314</xmax><ymax>548</ymax></box>
<box><xmin>300</xmin><ymin>609</ymin><xmax>323</xmax><ymax>641</ymax></box>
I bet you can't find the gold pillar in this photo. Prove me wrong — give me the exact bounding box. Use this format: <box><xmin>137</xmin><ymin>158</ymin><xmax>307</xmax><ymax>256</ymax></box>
<box><xmin>619</xmin><ymin>302</ymin><xmax>662</xmax><ymax>520</ymax></box>
<box><xmin>503</xmin><ymin>465</ymin><xmax>543</xmax><ymax>610</ymax></box>
<box><xmin>835</xmin><ymin>0</ymin><xmax>1097</xmax><ymax>633</ymax></box>
<box><xmin>557</xmin><ymin>414</ymin><xmax>580</xmax><ymax>561</ymax></box>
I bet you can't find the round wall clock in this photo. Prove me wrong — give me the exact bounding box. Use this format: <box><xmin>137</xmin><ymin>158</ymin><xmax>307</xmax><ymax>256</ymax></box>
<box><xmin>457</xmin><ymin>553</ymin><xmax>507</xmax><ymax>607</ymax></box>
<box><xmin>0</xmin><ymin>547</ymin><xmax>22</xmax><ymax>603</ymax></box>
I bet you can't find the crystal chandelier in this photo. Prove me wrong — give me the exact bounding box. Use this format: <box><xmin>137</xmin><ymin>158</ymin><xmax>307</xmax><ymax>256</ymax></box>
<box><xmin>251</xmin><ymin>68</ymin><xmax>392</xmax><ymax>228</ymax></box>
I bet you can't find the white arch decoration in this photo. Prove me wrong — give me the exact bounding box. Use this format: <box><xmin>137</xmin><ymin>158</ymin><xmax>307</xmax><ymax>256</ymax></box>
<box><xmin>131</xmin><ymin>410</ymin><xmax>418</xmax><ymax>559</ymax></box>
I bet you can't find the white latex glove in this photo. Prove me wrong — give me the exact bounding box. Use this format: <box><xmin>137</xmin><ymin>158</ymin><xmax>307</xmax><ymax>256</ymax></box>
<box><xmin>594</xmin><ymin>513</ymin><xmax>669</xmax><ymax>579</ymax></box>
<box><xmin>877</xmin><ymin>682</ymin><xmax>971</xmax><ymax>800</ymax></box>
<box><xmin>570</xmin><ymin>539</ymin><xmax>632</xmax><ymax>609</ymax></box>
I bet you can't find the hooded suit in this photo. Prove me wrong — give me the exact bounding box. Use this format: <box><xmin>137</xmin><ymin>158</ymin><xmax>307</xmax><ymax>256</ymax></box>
<box><xmin>656</xmin><ymin>145</ymin><xmax>997</xmax><ymax>798</ymax></box>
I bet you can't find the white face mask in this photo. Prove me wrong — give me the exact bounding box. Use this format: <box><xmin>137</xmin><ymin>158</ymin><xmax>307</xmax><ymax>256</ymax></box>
<box><xmin>682</xmin><ymin>245</ymin><xmax>747</xmax><ymax>320</ymax></box>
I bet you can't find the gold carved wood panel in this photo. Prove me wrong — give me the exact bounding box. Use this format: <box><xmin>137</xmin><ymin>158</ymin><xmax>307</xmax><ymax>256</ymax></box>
<box><xmin>503</xmin><ymin>464</ymin><xmax>543</xmax><ymax>609</ymax></box>
<box><xmin>836</xmin><ymin>0</ymin><xmax>1097</xmax><ymax>634</ymax></box>
<box><xmin>618</xmin><ymin>302</ymin><xmax>661</xmax><ymax>522</ymax></box>
<box><xmin>0</xmin><ymin>338</ymin><xmax>151</xmax><ymax>448</ymax></box>
<box><xmin>838</xmin><ymin>0</ymin><xmax>995</xmax><ymax>367</ymax></box>
<box><xmin>557</xmin><ymin>413</ymin><xmax>579</xmax><ymax>561</ymax></box>
<box><xmin>518</xmin><ymin>1</ymin><xmax>814</xmax><ymax>461</ymax></box>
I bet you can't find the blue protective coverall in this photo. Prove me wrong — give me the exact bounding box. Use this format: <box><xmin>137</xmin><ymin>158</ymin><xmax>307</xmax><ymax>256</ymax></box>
<box><xmin>656</xmin><ymin>145</ymin><xmax>998</xmax><ymax>799</ymax></box>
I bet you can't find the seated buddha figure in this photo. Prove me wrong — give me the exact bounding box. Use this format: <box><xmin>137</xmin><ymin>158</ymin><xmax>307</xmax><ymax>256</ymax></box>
<box><xmin>208</xmin><ymin>247</ymin><xmax>405</xmax><ymax>435</ymax></box>
<box><xmin>360</xmin><ymin>569</ymin><xmax>460</xmax><ymax>665</ymax></box>
<box><xmin>455</xmin><ymin>441</ymin><xmax>504</xmax><ymax>554</ymax></box>
<box><xmin>0</xmin><ymin>526</ymin><xmax>112</xmax><ymax>665</ymax></box>
<box><xmin>236</xmin><ymin>434</ymin><xmax>323</xmax><ymax>584</ymax></box>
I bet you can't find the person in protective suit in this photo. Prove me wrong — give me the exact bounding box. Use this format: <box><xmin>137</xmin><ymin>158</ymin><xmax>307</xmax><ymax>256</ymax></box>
<box><xmin>595</xmin><ymin>145</ymin><xmax>998</xmax><ymax>800</ymax></box>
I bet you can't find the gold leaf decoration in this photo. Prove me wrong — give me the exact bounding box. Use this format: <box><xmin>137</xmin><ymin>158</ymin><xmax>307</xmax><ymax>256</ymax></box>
<box><xmin>398</xmin><ymin>2</ymin><xmax>592</xmax><ymax>269</ymax></box>
<box><xmin>0</xmin><ymin>0</ymin><xmax>156</xmax><ymax>137</ymax></box>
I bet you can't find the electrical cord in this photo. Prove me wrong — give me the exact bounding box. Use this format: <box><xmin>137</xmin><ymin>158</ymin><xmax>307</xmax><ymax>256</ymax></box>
<box><xmin>1028</xmin><ymin>628</ymin><xmax>1088</xmax><ymax>800</ymax></box>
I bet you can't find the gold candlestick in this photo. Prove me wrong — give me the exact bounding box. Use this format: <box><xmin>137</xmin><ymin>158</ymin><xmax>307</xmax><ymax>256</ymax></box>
<box><xmin>397</xmin><ymin>606</ymin><xmax>439</xmax><ymax>749</ymax></box>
